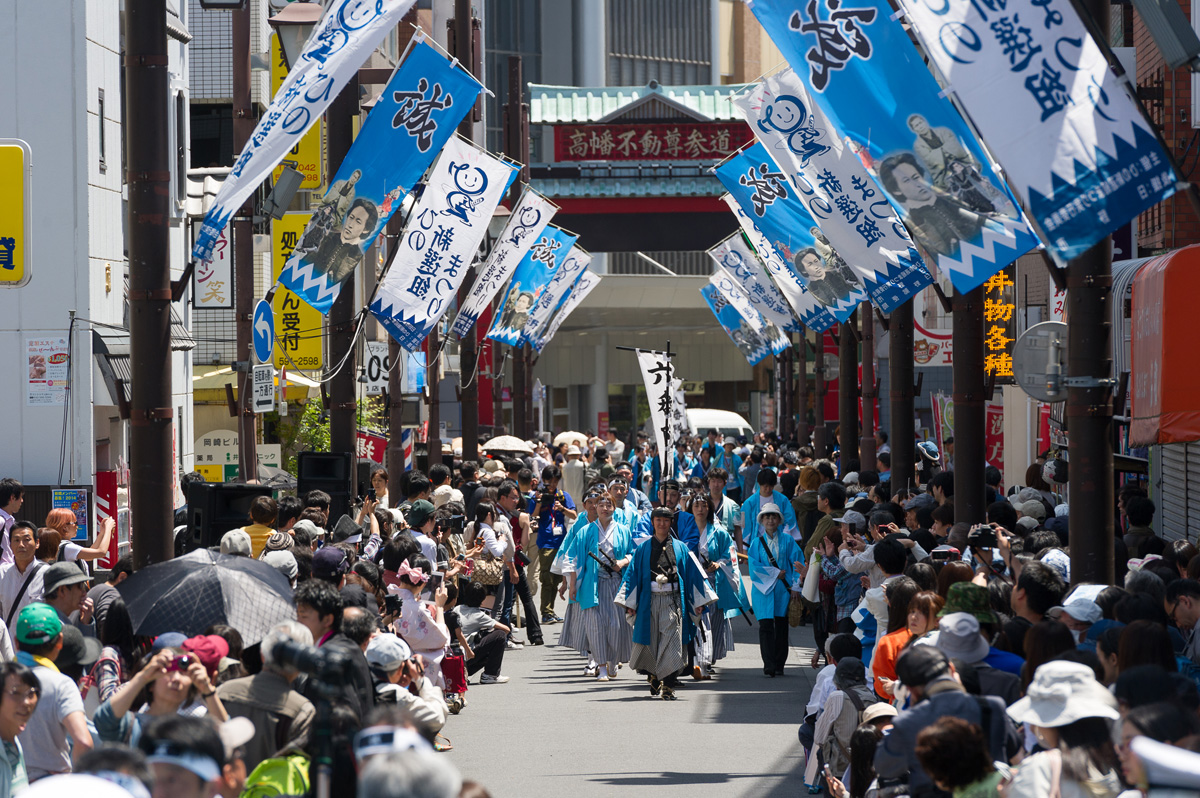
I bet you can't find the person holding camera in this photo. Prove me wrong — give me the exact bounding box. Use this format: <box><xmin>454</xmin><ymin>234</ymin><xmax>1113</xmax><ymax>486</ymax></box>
<box><xmin>94</xmin><ymin>640</ymin><xmax>229</xmax><ymax>746</ymax></box>
<box><xmin>530</xmin><ymin>466</ymin><xmax>577</xmax><ymax>625</ymax></box>
<box><xmin>364</xmin><ymin>633</ymin><xmax>447</xmax><ymax>739</ymax></box>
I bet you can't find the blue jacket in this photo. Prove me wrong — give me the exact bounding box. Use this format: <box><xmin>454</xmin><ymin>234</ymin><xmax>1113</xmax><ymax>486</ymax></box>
<box><xmin>616</xmin><ymin>536</ymin><xmax>715</xmax><ymax>646</ymax></box>
<box><xmin>747</xmin><ymin>531</ymin><xmax>803</xmax><ymax>619</ymax></box>
<box><xmin>698</xmin><ymin>523</ymin><xmax>750</xmax><ymax>619</ymax></box>
<box><xmin>565</xmin><ymin>519</ymin><xmax>635</xmax><ymax>609</ymax></box>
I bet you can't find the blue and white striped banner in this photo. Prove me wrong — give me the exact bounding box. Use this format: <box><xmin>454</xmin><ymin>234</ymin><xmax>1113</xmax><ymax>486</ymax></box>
<box><xmin>707</xmin><ymin>233</ymin><xmax>799</xmax><ymax>333</ymax></box>
<box><xmin>748</xmin><ymin>0</ymin><xmax>1040</xmax><ymax>293</ymax></box>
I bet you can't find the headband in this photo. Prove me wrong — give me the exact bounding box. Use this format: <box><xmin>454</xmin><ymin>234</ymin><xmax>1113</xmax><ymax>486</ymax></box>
<box><xmin>396</xmin><ymin>561</ymin><xmax>429</xmax><ymax>585</ymax></box>
<box><xmin>146</xmin><ymin>744</ymin><xmax>221</xmax><ymax>782</ymax></box>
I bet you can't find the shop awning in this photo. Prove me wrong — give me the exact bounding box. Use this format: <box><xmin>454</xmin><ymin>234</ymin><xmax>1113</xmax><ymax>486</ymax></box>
<box><xmin>1130</xmin><ymin>244</ymin><xmax>1200</xmax><ymax>445</ymax></box>
<box><xmin>192</xmin><ymin>366</ymin><xmax>318</xmax><ymax>402</ymax></box>
<box><xmin>93</xmin><ymin>313</ymin><xmax>197</xmax><ymax>406</ymax></box>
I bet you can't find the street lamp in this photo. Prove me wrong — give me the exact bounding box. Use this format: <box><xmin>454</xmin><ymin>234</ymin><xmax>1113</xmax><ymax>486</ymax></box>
<box><xmin>268</xmin><ymin>1</ymin><xmax>323</xmax><ymax>70</ymax></box>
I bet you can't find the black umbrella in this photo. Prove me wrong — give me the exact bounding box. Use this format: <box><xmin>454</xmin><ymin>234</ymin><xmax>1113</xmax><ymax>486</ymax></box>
<box><xmin>117</xmin><ymin>549</ymin><xmax>296</xmax><ymax>645</ymax></box>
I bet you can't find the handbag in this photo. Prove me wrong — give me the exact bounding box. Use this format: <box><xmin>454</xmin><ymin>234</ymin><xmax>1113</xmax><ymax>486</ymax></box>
<box><xmin>788</xmin><ymin>591</ymin><xmax>807</xmax><ymax>627</ymax></box>
<box><xmin>801</xmin><ymin>555</ymin><xmax>822</xmax><ymax>603</ymax></box>
<box><xmin>472</xmin><ymin>553</ymin><xmax>505</xmax><ymax>586</ymax></box>
<box><xmin>441</xmin><ymin>653</ymin><xmax>468</xmax><ymax>695</ymax></box>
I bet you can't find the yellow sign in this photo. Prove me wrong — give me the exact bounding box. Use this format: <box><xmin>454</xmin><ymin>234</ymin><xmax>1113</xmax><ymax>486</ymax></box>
<box><xmin>0</xmin><ymin>140</ymin><xmax>32</xmax><ymax>286</ymax></box>
<box><xmin>271</xmin><ymin>35</ymin><xmax>323</xmax><ymax>190</ymax></box>
<box><xmin>273</xmin><ymin>213</ymin><xmax>324</xmax><ymax>370</ymax></box>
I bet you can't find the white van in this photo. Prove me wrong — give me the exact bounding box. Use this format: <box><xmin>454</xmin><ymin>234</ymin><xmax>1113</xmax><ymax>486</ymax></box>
<box><xmin>686</xmin><ymin>408</ymin><xmax>754</xmax><ymax>441</ymax></box>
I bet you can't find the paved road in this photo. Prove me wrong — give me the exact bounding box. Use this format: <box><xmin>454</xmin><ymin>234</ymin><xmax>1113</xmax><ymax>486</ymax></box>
<box><xmin>445</xmin><ymin>604</ymin><xmax>819</xmax><ymax>798</ymax></box>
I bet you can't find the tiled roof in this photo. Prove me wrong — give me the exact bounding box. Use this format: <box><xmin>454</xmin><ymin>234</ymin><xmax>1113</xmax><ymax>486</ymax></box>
<box><xmin>529</xmin><ymin>82</ymin><xmax>754</xmax><ymax>125</ymax></box>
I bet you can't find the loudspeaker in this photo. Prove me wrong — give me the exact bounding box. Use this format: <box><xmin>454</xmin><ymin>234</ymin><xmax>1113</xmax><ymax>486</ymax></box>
<box><xmin>185</xmin><ymin>482</ymin><xmax>274</xmax><ymax>553</ymax></box>
<box><xmin>297</xmin><ymin>451</ymin><xmax>354</xmax><ymax>521</ymax></box>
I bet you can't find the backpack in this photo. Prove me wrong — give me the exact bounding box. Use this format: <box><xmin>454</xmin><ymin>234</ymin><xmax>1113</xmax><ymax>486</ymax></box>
<box><xmin>241</xmin><ymin>752</ymin><xmax>310</xmax><ymax>798</ymax></box>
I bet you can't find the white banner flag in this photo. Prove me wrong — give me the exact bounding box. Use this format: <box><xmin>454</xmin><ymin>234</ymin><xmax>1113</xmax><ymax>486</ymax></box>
<box><xmin>637</xmin><ymin>349</ymin><xmax>676</xmax><ymax>480</ymax></box>
<box><xmin>734</xmin><ymin>70</ymin><xmax>932</xmax><ymax>312</ymax></box>
<box><xmin>453</xmin><ymin>188</ymin><xmax>557</xmax><ymax>337</ymax></box>
<box><xmin>708</xmin><ymin>233</ymin><xmax>796</xmax><ymax>333</ymax></box>
<box><xmin>709</xmin><ymin>271</ymin><xmax>766</xmax><ymax>334</ymax></box>
<box><xmin>371</xmin><ymin>138</ymin><xmax>516</xmax><ymax>351</ymax></box>
<box><xmin>522</xmin><ymin>246</ymin><xmax>592</xmax><ymax>344</ymax></box>
<box><xmin>671</xmin><ymin>377</ymin><xmax>689</xmax><ymax>442</ymax></box>
<box><xmin>534</xmin><ymin>270</ymin><xmax>601</xmax><ymax>352</ymax></box>
<box><xmin>192</xmin><ymin>0</ymin><xmax>417</xmax><ymax>262</ymax></box>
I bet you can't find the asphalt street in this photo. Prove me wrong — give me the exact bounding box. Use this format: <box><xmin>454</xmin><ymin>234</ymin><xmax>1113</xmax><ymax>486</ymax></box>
<box><xmin>445</xmin><ymin>600</ymin><xmax>818</xmax><ymax>798</ymax></box>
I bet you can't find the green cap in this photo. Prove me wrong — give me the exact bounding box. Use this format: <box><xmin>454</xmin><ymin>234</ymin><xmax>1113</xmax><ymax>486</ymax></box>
<box><xmin>938</xmin><ymin>582</ymin><xmax>999</xmax><ymax>624</ymax></box>
<box><xmin>406</xmin><ymin>500</ymin><xmax>436</xmax><ymax>529</ymax></box>
<box><xmin>16</xmin><ymin>603</ymin><xmax>62</xmax><ymax>646</ymax></box>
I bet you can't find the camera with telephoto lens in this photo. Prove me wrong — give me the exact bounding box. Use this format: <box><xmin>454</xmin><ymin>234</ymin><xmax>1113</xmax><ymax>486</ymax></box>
<box><xmin>266</xmin><ymin>636</ymin><xmax>353</xmax><ymax>687</ymax></box>
<box><xmin>967</xmin><ymin>524</ymin><xmax>998</xmax><ymax>550</ymax></box>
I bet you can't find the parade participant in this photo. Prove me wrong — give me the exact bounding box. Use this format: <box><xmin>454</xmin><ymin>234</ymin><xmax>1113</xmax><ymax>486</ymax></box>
<box><xmin>606</xmin><ymin>475</ymin><xmax>638</xmax><ymax>520</ymax></box>
<box><xmin>747</xmin><ymin>503</ymin><xmax>804</xmax><ymax>677</ymax></box>
<box><xmin>615</xmin><ymin>463</ymin><xmax>652</xmax><ymax>512</ymax></box>
<box><xmin>530</xmin><ymin>466</ymin><xmax>577</xmax><ymax>625</ymax></box>
<box><xmin>741</xmin><ymin>470</ymin><xmax>799</xmax><ymax>550</ymax></box>
<box><xmin>633</xmin><ymin>480</ymin><xmax>699</xmax><ymax>552</ymax></box>
<box><xmin>707</xmin><ymin>468</ymin><xmax>742</xmax><ymax>551</ymax></box>
<box><xmin>553</xmin><ymin>488</ymin><xmax>603</xmax><ymax>670</ymax></box>
<box><xmin>673</xmin><ymin>441</ymin><xmax>697</xmax><ymax>478</ymax></box>
<box><xmin>564</xmin><ymin>493</ymin><xmax>634</xmax><ymax>682</ymax></box>
<box><xmin>616</xmin><ymin>508</ymin><xmax>716</xmax><ymax>701</ymax></box>
<box><xmin>713</xmin><ymin>440</ymin><xmax>744</xmax><ymax>502</ymax></box>
<box><xmin>688</xmin><ymin>493</ymin><xmax>747</xmax><ymax>679</ymax></box>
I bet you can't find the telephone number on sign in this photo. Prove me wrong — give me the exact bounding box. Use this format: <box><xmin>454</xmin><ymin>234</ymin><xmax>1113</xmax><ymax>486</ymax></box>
<box><xmin>288</xmin><ymin>357</ymin><xmax>321</xmax><ymax>368</ymax></box>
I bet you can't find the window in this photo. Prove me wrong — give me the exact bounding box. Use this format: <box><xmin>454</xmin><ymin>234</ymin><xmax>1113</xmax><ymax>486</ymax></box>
<box><xmin>98</xmin><ymin>89</ymin><xmax>106</xmax><ymax>171</ymax></box>
<box><xmin>175</xmin><ymin>91</ymin><xmax>188</xmax><ymax>206</ymax></box>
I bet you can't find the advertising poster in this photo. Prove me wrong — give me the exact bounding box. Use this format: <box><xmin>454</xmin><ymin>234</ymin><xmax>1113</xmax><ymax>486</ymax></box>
<box><xmin>26</xmin><ymin>336</ymin><xmax>69</xmax><ymax>406</ymax></box>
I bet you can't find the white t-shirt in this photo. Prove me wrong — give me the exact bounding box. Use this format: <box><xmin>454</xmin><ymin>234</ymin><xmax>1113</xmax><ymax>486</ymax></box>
<box><xmin>0</xmin><ymin>562</ymin><xmax>45</xmax><ymax>638</ymax></box>
<box><xmin>19</xmin><ymin>664</ymin><xmax>84</xmax><ymax>780</ymax></box>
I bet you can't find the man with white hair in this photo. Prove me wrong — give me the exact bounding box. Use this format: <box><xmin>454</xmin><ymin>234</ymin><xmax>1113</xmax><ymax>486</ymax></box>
<box><xmin>217</xmin><ymin>621</ymin><xmax>316</xmax><ymax>772</ymax></box>
<box><xmin>357</xmin><ymin>748</ymin><xmax>462</xmax><ymax>798</ymax></box>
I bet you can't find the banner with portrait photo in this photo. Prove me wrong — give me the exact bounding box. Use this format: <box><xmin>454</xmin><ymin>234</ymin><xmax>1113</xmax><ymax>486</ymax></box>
<box><xmin>747</xmin><ymin>0</ymin><xmax>1041</xmax><ymax>294</ymax></box>
<box><xmin>716</xmin><ymin>143</ymin><xmax>866</xmax><ymax>321</ymax></box>
<box><xmin>371</xmin><ymin>138</ymin><xmax>516</xmax><ymax>351</ymax></box>
<box><xmin>522</xmin><ymin>245</ymin><xmax>592</xmax><ymax>347</ymax></box>
<box><xmin>722</xmin><ymin>194</ymin><xmax>839</xmax><ymax>333</ymax></box>
<box><xmin>192</xmin><ymin>0</ymin><xmax>418</xmax><ymax>262</ymax></box>
<box><xmin>278</xmin><ymin>39</ymin><xmax>481</xmax><ymax>314</ymax></box>
<box><xmin>487</xmin><ymin>226</ymin><xmax>578</xmax><ymax>346</ymax></box>
<box><xmin>896</xmin><ymin>0</ymin><xmax>1179</xmax><ymax>262</ymax></box>
<box><xmin>709</xmin><ymin>270</ymin><xmax>789</xmax><ymax>357</ymax></box>
<box><xmin>701</xmin><ymin>283</ymin><xmax>772</xmax><ymax>366</ymax></box>
<box><xmin>735</xmin><ymin>69</ymin><xmax>932</xmax><ymax>312</ymax></box>
<box><xmin>533</xmin><ymin>270</ymin><xmax>601</xmax><ymax>353</ymax></box>
<box><xmin>453</xmin><ymin>187</ymin><xmax>557</xmax><ymax>337</ymax></box>
<box><xmin>707</xmin><ymin>233</ymin><xmax>800</xmax><ymax>333</ymax></box>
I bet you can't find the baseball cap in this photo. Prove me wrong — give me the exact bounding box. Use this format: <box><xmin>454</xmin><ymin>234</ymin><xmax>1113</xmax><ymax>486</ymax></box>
<box><xmin>839</xmin><ymin>510</ymin><xmax>867</xmax><ymax>535</ymax></box>
<box><xmin>861</xmin><ymin>703</ymin><xmax>899</xmax><ymax>724</ymax></box>
<box><xmin>904</xmin><ymin>493</ymin><xmax>937</xmax><ymax>512</ymax></box>
<box><xmin>406</xmin><ymin>500</ymin><xmax>436</xmax><ymax>530</ymax></box>
<box><xmin>313</xmin><ymin>546</ymin><xmax>349</xmax><ymax>579</ymax></box>
<box><xmin>262</xmin><ymin>549</ymin><xmax>299</xmax><ymax>582</ymax></box>
<box><xmin>1049</xmin><ymin>597</ymin><xmax>1103</xmax><ymax>625</ymax></box>
<box><xmin>366</xmin><ymin>633</ymin><xmax>413</xmax><ymax>671</ymax></box>
<box><xmin>58</xmin><ymin>625</ymin><xmax>102</xmax><ymax>671</ymax></box>
<box><xmin>220</xmin><ymin>530</ymin><xmax>252</xmax><ymax>556</ymax></box>
<box><xmin>182</xmin><ymin>635</ymin><xmax>231</xmax><ymax>676</ymax></box>
<box><xmin>16</xmin><ymin>603</ymin><xmax>62</xmax><ymax>646</ymax></box>
<box><xmin>939</xmin><ymin>582</ymin><xmax>999</xmax><ymax>624</ymax></box>
<box><xmin>292</xmin><ymin>519</ymin><xmax>324</xmax><ymax>539</ymax></box>
<box><xmin>431</xmin><ymin>484</ymin><xmax>454</xmax><ymax>508</ymax></box>
<box><xmin>42</xmin><ymin>562</ymin><xmax>90</xmax><ymax>595</ymax></box>
<box><xmin>895</xmin><ymin>645</ymin><xmax>951</xmax><ymax>688</ymax></box>
<box><xmin>152</xmin><ymin>632</ymin><xmax>188</xmax><ymax>651</ymax></box>
<box><xmin>1018</xmin><ymin>499</ymin><xmax>1047</xmax><ymax>521</ymax></box>
<box><xmin>219</xmin><ymin>717</ymin><xmax>255</xmax><ymax>761</ymax></box>
<box><xmin>935</xmin><ymin>612</ymin><xmax>990</xmax><ymax>664</ymax></box>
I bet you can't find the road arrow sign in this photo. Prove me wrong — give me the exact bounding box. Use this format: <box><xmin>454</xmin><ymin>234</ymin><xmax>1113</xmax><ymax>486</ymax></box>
<box><xmin>253</xmin><ymin>299</ymin><xmax>274</xmax><ymax>364</ymax></box>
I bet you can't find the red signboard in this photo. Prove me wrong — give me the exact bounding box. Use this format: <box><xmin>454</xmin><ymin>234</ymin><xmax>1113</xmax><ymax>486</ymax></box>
<box><xmin>356</xmin><ymin>431</ymin><xmax>387</xmax><ymax>464</ymax></box>
<box><xmin>554</xmin><ymin>122</ymin><xmax>753</xmax><ymax>162</ymax></box>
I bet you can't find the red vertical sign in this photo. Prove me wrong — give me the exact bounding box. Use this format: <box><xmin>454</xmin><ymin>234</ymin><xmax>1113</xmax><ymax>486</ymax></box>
<box><xmin>95</xmin><ymin>471</ymin><xmax>118</xmax><ymax>569</ymax></box>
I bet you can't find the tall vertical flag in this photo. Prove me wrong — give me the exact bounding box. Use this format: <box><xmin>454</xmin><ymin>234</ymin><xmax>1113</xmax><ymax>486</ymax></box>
<box><xmin>521</xmin><ymin>246</ymin><xmax>592</xmax><ymax>346</ymax></box>
<box><xmin>533</xmin><ymin>270</ymin><xmax>601</xmax><ymax>353</ymax></box>
<box><xmin>371</xmin><ymin>138</ymin><xmax>516</xmax><ymax>350</ymax></box>
<box><xmin>278</xmin><ymin>39</ymin><xmax>481</xmax><ymax>314</ymax></box>
<box><xmin>708</xmin><ymin>270</ymin><xmax>789</xmax><ymax>356</ymax></box>
<box><xmin>636</xmin><ymin>349</ymin><xmax>678</xmax><ymax>479</ymax></box>
<box><xmin>192</xmin><ymin>0</ymin><xmax>418</xmax><ymax>262</ymax></box>
<box><xmin>896</xmin><ymin>0</ymin><xmax>1180</xmax><ymax>262</ymax></box>
<box><xmin>701</xmin><ymin>283</ymin><xmax>772</xmax><ymax>365</ymax></box>
<box><xmin>716</xmin><ymin>143</ymin><xmax>865</xmax><ymax>321</ymax></box>
<box><xmin>487</xmin><ymin>226</ymin><xmax>578</xmax><ymax>345</ymax></box>
<box><xmin>707</xmin><ymin>233</ymin><xmax>798</xmax><ymax>333</ymax></box>
<box><xmin>734</xmin><ymin>70</ymin><xmax>932</xmax><ymax>311</ymax></box>
<box><xmin>748</xmin><ymin>0</ymin><xmax>1040</xmax><ymax>293</ymax></box>
<box><xmin>453</xmin><ymin>188</ymin><xmax>558</xmax><ymax>337</ymax></box>
<box><xmin>722</xmin><ymin>194</ymin><xmax>839</xmax><ymax>333</ymax></box>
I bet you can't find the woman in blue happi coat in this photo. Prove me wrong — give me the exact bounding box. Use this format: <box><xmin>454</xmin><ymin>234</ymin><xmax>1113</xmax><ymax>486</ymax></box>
<box><xmin>615</xmin><ymin>507</ymin><xmax>716</xmax><ymax>700</ymax></box>
<box><xmin>563</xmin><ymin>492</ymin><xmax>635</xmax><ymax>682</ymax></box>
<box><xmin>747</xmin><ymin>502</ymin><xmax>804</xmax><ymax>677</ymax></box>
<box><xmin>688</xmin><ymin>492</ymin><xmax>750</xmax><ymax>679</ymax></box>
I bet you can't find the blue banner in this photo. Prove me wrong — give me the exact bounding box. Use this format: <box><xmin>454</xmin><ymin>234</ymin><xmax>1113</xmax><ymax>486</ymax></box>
<box><xmin>748</xmin><ymin>0</ymin><xmax>1041</xmax><ymax>293</ymax></box>
<box><xmin>701</xmin><ymin>284</ymin><xmax>772</xmax><ymax>365</ymax></box>
<box><xmin>487</xmin><ymin>226</ymin><xmax>579</xmax><ymax>346</ymax></box>
<box><xmin>717</xmin><ymin>143</ymin><xmax>865</xmax><ymax>322</ymax></box>
<box><xmin>896</xmin><ymin>0</ymin><xmax>1179</xmax><ymax>262</ymax></box>
<box><xmin>278</xmin><ymin>40</ymin><xmax>480</xmax><ymax>314</ymax></box>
